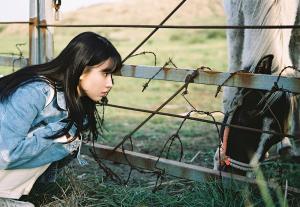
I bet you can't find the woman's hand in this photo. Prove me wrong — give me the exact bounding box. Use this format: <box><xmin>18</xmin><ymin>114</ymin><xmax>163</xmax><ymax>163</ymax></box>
<box><xmin>54</xmin><ymin>133</ymin><xmax>77</xmax><ymax>143</ymax></box>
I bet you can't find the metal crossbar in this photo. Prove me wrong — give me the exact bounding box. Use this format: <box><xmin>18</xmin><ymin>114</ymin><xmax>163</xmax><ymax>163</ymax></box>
<box><xmin>0</xmin><ymin>56</ymin><xmax>28</xmax><ymax>68</ymax></box>
<box><xmin>82</xmin><ymin>143</ymin><xmax>300</xmax><ymax>194</ymax></box>
<box><xmin>116</xmin><ymin>65</ymin><xmax>300</xmax><ymax>94</ymax></box>
<box><xmin>1</xmin><ymin>61</ymin><xmax>299</xmax><ymax>94</ymax></box>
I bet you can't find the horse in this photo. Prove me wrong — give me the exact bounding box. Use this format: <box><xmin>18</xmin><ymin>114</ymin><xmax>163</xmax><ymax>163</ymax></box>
<box><xmin>213</xmin><ymin>0</ymin><xmax>300</xmax><ymax>175</ymax></box>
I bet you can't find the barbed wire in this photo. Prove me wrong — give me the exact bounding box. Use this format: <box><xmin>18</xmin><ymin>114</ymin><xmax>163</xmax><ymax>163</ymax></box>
<box><xmin>12</xmin><ymin>43</ymin><xmax>26</xmax><ymax>72</ymax></box>
<box><xmin>127</xmin><ymin>51</ymin><xmax>157</xmax><ymax>66</ymax></box>
<box><xmin>111</xmin><ymin>69</ymin><xmax>199</xmax><ymax>151</ymax></box>
<box><xmin>103</xmin><ymin>103</ymin><xmax>299</xmax><ymax>140</ymax></box>
<box><xmin>94</xmin><ymin>68</ymin><xmax>225</xmax><ymax>190</ymax></box>
<box><xmin>92</xmin><ymin>62</ymin><xmax>300</xmax><ymax>186</ymax></box>
<box><xmin>37</xmin><ymin>24</ymin><xmax>300</xmax><ymax>30</ymax></box>
<box><xmin>0</xmin><ymin>43</ymin><xmax>26</xmax><ymax>73</ymax></box>
<box><xmin>0</xmin><ymin>21</ymin><xmax>30</xmax><ymax>24</ymax></box>
<box><xmin>91</xmin><ymin>69</ymin><xmax>199</xmax><ymax>188</ymax></box>
<box><xmin>122</xmin><ymin>0</ymin><xmax>187</xmax><ymax>63</ymax></box>
<box><xmin>142</xmin><ymin>58</ymin><xmax>177</xmax><ymax>92</ymax></box>
<box><xmin>2</xmin><ymin>21</ymin><xmax>300</xmax><ymax>30</ymax></box>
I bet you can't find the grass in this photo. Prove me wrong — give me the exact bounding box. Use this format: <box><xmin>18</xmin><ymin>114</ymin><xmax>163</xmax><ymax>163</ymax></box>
<box><xmin>22</xmin><ymin>161</ymin><xmax>300</xmax><ymax>207</ymax></box>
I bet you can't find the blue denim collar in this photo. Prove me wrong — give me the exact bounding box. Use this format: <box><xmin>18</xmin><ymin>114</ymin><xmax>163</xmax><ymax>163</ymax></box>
<box><xmin>56</xmin><ymin>91</ymin><xmax>67</xmax><ymax>111</ymax></box>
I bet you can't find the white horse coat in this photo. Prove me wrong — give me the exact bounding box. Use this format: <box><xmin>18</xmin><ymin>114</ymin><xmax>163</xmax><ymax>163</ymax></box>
<box><xmin>223</xmin><ymin>0</ymin><xmax>299</xmax><ymax>111</ymax></box>
<box><xmin>215</xmin><ymin>0</ymin><xmax>300</xmax><ymax>171</ymax></box>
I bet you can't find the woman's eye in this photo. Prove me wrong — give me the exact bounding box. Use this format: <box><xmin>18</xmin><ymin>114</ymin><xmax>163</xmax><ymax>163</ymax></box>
<box><xmin>101</xmin><ymin>72</ymin><xmax>109</xmax><ymax>77</ymax></box>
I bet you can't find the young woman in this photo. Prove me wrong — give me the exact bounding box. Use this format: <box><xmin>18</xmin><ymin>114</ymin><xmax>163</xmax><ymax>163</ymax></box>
<box><xmin>0</xmin><ymin>31</ymin><xmax>122</xmax><ymax>206</ymax></box>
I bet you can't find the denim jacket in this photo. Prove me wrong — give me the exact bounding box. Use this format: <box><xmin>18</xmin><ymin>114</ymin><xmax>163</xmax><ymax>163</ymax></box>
<box><xmin>0</xmin><ymin>81</ymin><xmax>79</xmax><ymax>169</ymax></box>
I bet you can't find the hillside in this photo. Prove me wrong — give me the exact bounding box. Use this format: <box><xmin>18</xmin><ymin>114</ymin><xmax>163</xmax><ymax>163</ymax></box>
<box><xmin>2</xmin><ymin>0</ymin><xmax>225</xmax><ymax>34</ymax></box>
<box><xmin>0</xmin><ymin>0</ymin><xmax>228</xmax><ymax>70</ymax></box>
<box><xmin>61</xmin><ymin>0</ymin><xmax>225</xmax><ymax>24</ymax></box>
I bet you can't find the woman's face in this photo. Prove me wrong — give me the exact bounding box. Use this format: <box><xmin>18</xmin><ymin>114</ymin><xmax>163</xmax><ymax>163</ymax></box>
<box><xmin>78</xmin><ymin>58</ymin><xmax>114</xmax><ymax>102</ymax></box>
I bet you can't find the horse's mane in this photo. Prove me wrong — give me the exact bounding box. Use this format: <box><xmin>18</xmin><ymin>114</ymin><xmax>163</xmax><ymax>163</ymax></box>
<box><xmin>225</xmin><ymin>0</ymin><xmax>297</xmax><ymax>76</ymax></box>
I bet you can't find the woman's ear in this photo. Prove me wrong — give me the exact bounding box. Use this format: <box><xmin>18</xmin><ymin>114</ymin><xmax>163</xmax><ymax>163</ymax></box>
<box><xmin>79</xmin><ymin>67</ymin><xmax>89</xmax><ymax>80</ymax></box>
<box><xmin>79</xmin><ymin>70</ymin><xmax>88</xmax><ymax>81</ymax></box>
<box><xmin>79</xmin><ymin>74</ymin><xmax>84</xmax><ymax>80</ymax></box>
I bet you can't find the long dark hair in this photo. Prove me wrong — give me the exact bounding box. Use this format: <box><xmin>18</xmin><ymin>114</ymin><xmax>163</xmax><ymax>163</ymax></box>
<box><xmin>0</xmin><ymin>32</ymin><xmax>122</xmax><ymax>141</ymax></box>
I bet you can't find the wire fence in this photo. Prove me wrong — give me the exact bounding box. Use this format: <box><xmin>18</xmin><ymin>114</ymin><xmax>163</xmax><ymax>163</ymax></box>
<box><xmin>2</xmin><ymin>22</ymin><xmax>300</xmax><ymax>29</ymax></box>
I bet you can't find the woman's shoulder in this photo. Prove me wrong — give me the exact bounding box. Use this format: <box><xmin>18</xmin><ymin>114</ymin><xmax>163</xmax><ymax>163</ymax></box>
<box><xmin>17</xmin><ymin>80</ymin><xmax>55</xmax><ymax>99</ymax></box>
<box><xmin>22</xmin><ymin>80</ymin><xmax>54</xmax><ymax>92</ymax></box>
<box><xmin>23</xmin><ymin>80</ymin><xmax>66</xmax><ymax>110</ymax></box>
<box><xmin>10</xmin><ymin>80</ymin><xmax>55</xmax><ymax>109</ymax></box>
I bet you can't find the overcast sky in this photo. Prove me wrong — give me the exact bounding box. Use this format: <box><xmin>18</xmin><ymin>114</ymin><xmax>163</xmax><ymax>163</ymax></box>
<box><xmin>0</xmin><ymin>0</ymin><xmax>120</xmax><ymax>21</ymax></box>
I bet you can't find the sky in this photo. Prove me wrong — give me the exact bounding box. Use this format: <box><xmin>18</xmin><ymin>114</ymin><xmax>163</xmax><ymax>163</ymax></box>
<box><xmin>0</xmin><ymin>0</ymin><xmax>120</xmax><ymax>21</ymax></box>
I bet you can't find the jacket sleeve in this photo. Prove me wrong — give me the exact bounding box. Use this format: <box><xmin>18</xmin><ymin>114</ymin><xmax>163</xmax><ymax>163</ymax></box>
<box><xmin>0</xmin><ymin>83</ymin><xmax>69</xmax><ymax>169</ymax></box>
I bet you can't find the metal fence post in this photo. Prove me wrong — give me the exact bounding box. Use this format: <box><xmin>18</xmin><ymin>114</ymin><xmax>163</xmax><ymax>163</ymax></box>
<box><xmin>29</xmin><ymin>0</ymin><xmax>54</xmax><ymax>65</ymax></box>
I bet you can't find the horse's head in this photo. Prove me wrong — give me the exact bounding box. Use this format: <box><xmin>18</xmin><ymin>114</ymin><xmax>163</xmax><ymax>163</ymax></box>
<box><xmin>214</xmin><ymin>55</ymin><xmax>291</xmax><ymax>175</ymax></box>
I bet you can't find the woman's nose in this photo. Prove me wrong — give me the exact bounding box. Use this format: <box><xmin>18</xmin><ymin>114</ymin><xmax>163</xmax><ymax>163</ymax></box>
<box><xmin>106</xmin><ymin>75</ymin><xmax>113</xmax><ymax>88</ymax></box>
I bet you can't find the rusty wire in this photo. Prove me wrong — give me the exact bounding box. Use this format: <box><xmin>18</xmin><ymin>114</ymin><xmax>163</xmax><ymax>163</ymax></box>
<box><xmin>95</xmin><ymin>99</ymin><xmax>149</xmax><ymax>184</ymax></box>
<box><xmin>197</xmin><ymin>66</ymin><xmax>214</xmax><ymax>71</ymax></box>
<box><xmin>147</xmin><ymin>81</ymin><xmax>222</xmax><ymax>191</ymax></box>
<box><xmin>142</xmin><ymin>58</ymin><xmax>177</xmax><ymax>92</ymax></box>
<box><xmin>181</xmin><ymin>92</ymin><xmax>223</xmax><ymax>139</ymax></box>
<box><xmin>121</xmin><ymin>135</ymin><xmax>134</xmax><ymax>184</ymax></box>
<box><xmin>89</xmin><ymin>146</ymin><xmax>124</xmax><ymax>184</ymax></box>
<box><xmin>92</xmin><ymin>66</ymin><xmax>299</xmax><ymax>187</ymax></box>
<box><xmin>38</xmin><ymin>24</ymin><xmax>300</xmax><ymax>30</ymax></box>
<box><xmin>181</xmin><ymin>90</ymin><xmax>225</xmax><ymax>180</ymax></box>
<box><xmin>122</xmin><ymin>0</ymin><xmax>187</xmax><ymax>63</ymax></box>
<box><xmin>109</xmin><ymin>69</ymin><xmax>200</xmax><ymax>153</ymax></box>
<box><xmin>214</xmin><ymin>70</ymin><xmax>248</xmax><ymax>98</ymax></box>
<box><xmin>104</xmin><ymin>71</ymin><xmax>298</xmax><ymax>181</ymax></box>
<box><xmin>0</xmin><ymin>21</ymin><xmax>30</xmax><ymax>24</ymax></box>
<box><xmin>120</xmin><ymin>135</ymin><xmax>161</xmax><ymax>185</ymax></box>
<box><xmin>90</xmin><ymin>97</ymin><xmax>128</xmax><ymax>184</ymax></box>
<box><xmin>152</xmin><ymin>89</ymin><xmax>225</xmax><ymax>191</ymax></box>
<box><xmin>110</xmin><ymin>132</ymin><xmax>161</xmax><ymax>185</ymax></box>
<box><xmin>91</xmin><ymin>69</ymin><xmax>199</xmax><ymax>186</ymax></box>
<box><xmin>152</xmin><ymin>109</ymin><xmax>195</xmax><ymax>191</ymax></box>
<box><xmin>0</xmin><ymin>43</ymin><xmax>26</xmax><ymax>73</ymax></box>
<box><xmin>12</xmin><ymin>43</ymin><xmax>26</xmax><ymax>72</ymax></box>
<box><xmin>124</xmin><ymin>50</ymin><xmax>159</xmax><ymax>92</ymax></box>
<box><xmin>103</xmin><ymin>103</ymin><xmax>299</xmax><ymax>140</ymax></box>
<box><xmin>127</xmin><ymin>51</ymin><xmax>157</xmax><ymax>66</ymax></box>
<box><xmin>271</xmin><ymin>66</ymin><xmax>300</xmax><ymax>94</ymax></box>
